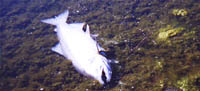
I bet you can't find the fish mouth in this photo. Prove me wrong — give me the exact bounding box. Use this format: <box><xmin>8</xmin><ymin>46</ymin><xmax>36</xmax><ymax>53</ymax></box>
<box><xmin>101</xmin><ymin>69</ymin><xmax>107</xmax><ymax>84</ymax></box>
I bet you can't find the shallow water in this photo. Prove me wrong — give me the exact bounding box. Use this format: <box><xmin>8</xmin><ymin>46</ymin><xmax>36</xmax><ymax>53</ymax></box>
<box><xmin>0</xmin><ymin>0</ymin><xmax>200</xmax><ymax>90</ymax></box>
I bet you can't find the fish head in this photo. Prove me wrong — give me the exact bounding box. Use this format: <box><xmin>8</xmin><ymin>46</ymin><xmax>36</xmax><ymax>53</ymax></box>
<box><xmin>90</xmin><ymin>54</ymin><xmax>112</xmax><ymax>85</ymax></box>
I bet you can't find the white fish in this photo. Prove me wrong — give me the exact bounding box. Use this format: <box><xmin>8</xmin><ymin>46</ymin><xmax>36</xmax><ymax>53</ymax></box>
<box><xmin>41</xmin><ymin>10</ymin><xmax>112</xmax><ymax>84</ymax></box>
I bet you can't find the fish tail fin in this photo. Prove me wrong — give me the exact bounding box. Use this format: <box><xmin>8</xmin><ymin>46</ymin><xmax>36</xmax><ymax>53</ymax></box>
<box><xmin>41</xmin><ymin>10</ymin><xmax>69</xmax><ymax>25</ymax></box>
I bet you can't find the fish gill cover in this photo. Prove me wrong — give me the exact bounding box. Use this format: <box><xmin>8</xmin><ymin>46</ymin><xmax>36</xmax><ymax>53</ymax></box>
<box><xmin>0</xmin><ymin>0</ymin><xmax>200</xmax><ymax>91</ymax></box>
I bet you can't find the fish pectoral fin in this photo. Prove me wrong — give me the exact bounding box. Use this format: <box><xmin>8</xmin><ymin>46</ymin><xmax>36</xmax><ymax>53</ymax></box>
<box><xmin>51</xmin><ymin>43</ymin><xmax>64</xmax><ymax>56</ymax></box>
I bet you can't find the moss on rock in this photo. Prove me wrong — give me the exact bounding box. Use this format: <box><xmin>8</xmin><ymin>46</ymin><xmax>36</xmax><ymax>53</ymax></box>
<box><xmin>156</xmin><ymin>25</ymin><xmax>185</xmax><ymax>45</ymax></box>
<box><xmin>172</xmin><ymin>9</ymin><xmax>188</xmax><ymax>16</ymax></box>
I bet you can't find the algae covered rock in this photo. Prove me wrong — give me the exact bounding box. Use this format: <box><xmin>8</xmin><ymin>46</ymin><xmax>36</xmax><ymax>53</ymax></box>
<box><xmin>156</xmin><ymin>25</ymin><xmax>185</xmax><ymax>45</ymax></box>
<box><xmin>172</xmin><ymin>9</ymin><xmax>188</xmax><ymax>16</ymax></box>
<box><xmin>175</xmin><ymin>71</ymin><xmax>200</xmax><ymax>91</ymax></box>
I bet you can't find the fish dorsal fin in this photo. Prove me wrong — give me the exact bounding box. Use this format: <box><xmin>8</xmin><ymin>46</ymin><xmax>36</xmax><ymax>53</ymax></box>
<box><xmin>82</xmin><ymin>23</ymin><xmax>90</xmax><ymax>35</ymax></box>
<box><xmin>51</xmin><ymin>43</ymin><xmax>64</xmax><ymax>56</ymax></box>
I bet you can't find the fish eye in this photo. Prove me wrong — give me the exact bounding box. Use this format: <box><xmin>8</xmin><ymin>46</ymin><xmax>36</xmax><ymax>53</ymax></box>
<box><xmin>82</xmin><ymin>23</ymin><xmax>87</xmax><ymax>32</ymax></box>
<box><xmin>102</xmin><ymin>70</ymin><xmax>107</xmax><ymax>84</ymax></box>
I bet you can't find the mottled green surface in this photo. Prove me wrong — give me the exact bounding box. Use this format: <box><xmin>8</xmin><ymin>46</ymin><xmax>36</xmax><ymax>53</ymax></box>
<box><xmin>0</xmin><ymin>0</ymin><xmax>200</xmax><ymax>91</ymax></box>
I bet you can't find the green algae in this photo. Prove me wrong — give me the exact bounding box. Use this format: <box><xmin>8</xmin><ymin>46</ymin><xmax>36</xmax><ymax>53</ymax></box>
<box><xmin>172</xmin><ymin>9</ymin><xmax>188</xmax><ymax>16</ymax></box>
<box><xmin>156</xmin><ymin>25</ymin><xmax>185</xmax><ymax>45</ymax></box>
<box><xmin>175</xmin><ymin>69</ymin><xmax>200</xmax><ymax>91</ymax></box>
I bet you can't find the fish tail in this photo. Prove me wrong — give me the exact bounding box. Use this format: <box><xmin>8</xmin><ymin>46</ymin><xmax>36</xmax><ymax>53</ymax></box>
<box><xmin>41</xmin><ymin>10</ymin><xmax>69</xmax><ymax>25</ymax></box>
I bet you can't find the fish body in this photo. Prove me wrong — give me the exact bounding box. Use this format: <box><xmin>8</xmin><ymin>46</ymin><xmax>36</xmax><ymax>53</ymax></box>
<box><xmin>41</xmin><ymin>10</ymin><xmax>112</xmax><ymax>84</ymax></box>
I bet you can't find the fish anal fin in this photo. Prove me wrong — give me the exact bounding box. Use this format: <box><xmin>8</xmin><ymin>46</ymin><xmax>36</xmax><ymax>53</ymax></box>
<box><xmin>51</xmin><ymin>43</ymin><xmax>64</xmax><ymax>56</ymax></box>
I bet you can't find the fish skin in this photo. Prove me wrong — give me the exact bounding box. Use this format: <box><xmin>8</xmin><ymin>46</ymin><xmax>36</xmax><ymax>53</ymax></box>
<box><xmin>41</xmin><ymin>10</ymin><xmax>112</xmax><ymax>84</ymax></box>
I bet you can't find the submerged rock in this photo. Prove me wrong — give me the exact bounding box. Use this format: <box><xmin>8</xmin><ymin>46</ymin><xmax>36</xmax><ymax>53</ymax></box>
<box><xmin>176</xmin><ymin>71</ymin><xmax>200</xmax><ymax>91</ymax></box>
<box><xmin>172</xmin><ymin>9</ymin><xmax>188</xmax><ymax>16</ymax></box>
<box><xmin>156</xmin><ymin>25</ymin><xmax>185</xmax><ymax>45</ymax></box>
